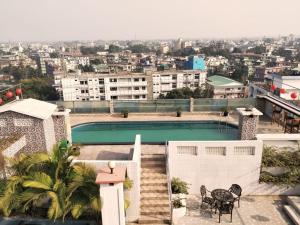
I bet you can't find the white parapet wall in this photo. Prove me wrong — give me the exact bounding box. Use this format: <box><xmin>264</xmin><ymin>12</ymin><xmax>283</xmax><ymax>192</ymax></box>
<box><xmin>168</xmin><ymin>140</ymin><xmax>263</xmax><ymax>195</ymax></box>
<box><xmin>73</xmin><ymin>135</ymin><xmax>141</xmax><ymax>222</ymax></box>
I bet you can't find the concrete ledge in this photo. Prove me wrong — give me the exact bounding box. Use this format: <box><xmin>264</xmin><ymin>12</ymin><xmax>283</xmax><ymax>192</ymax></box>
<box><xmin>256</xmin><ymin>133</ymin><xmax>300</xmax><ymax>141</ymax></box>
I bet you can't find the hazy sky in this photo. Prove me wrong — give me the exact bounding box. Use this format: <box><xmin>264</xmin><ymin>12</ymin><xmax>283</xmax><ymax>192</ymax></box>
<box><xmin>0</xmin><ymin>0</ymin><xmax>299</xmax><ymax>41</ymax></box>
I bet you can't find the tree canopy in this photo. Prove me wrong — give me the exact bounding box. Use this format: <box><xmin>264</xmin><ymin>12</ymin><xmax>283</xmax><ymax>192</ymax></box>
<box><xmin>159</xmin><ymin>87</ymin><xmax>213</xmax><ymax>99</ymax></box>
<box><xmin>127</xmin><ymin>44</ymin><xmax>151</xmax><ymax>53</ymax></box>
<box><xmin>0</xmin><ymin>141</ymin><xmax>101</xmax><ymax>220</ymax></box>
<box><xmin>21</xmin><ymin>78</ymin><xmax>60</xmax><ymax>101</ymax></box>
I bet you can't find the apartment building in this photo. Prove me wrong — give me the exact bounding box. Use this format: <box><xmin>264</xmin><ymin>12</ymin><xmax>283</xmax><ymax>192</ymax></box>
<box><xmin>152</xmin><ymin>70</ymin><xmax>207</xmax><ymax>98</ymax></box>
<box><xmin>61</xmin><ymin>72</ymin><xmax>151</xmax><ymax>101</ymax></box>
<box><xmin>60</xmin><ymin>70</ymin><xmax>207</xmax><ymax>101</ymax></box>
<box><xmin>206</xmin><ymin>75</ymin><xmax>246</xmax><ymax>99</ymax></box>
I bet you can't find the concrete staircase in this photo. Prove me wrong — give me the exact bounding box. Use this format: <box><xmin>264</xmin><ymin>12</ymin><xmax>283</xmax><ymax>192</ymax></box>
<box><xmin>139</xmin><ymin>154</ymin><xmax>171</xmax><ymax>225</ymax></box>
<box><xmin>284</xmin><ymin>196</ymin><xmax>300</xmax><ymax>225</ymax></box>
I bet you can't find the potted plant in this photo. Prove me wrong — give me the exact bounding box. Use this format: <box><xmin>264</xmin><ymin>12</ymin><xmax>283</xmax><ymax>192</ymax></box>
<box><xmin>221</xmin><ymin>106</ymin><xmax>229</xmax><ymax>117</ymax></box>
<box><xmin>171</xmin><ymin>177</ymin><xmax>189</xmax><ymax>206</ymax></box>
<box><xmin>172</xmin><ymin>198</ymin><xmax>186</xmax><ymax>222</ymax></box>
<box><xmin>122</xmin><ymin>108</ymin><xmax>129</xmax><ymax>118</ymax></box>
<box><xmin>176</xmin><ymin>107</ymin><xmax>182</xmax><ymax>117</ymax></box>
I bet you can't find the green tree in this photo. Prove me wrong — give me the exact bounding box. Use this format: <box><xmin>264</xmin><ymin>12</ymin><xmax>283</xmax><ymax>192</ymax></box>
<box><xmin>246</xmin><ymin>45</ymin><xmax>266</xmax><ymax>54</ymax></box>
<box><xmin>108</xmin><ymin>45</ymin><xmax>122</xmax><ymax>53</ymax></box>
<box><xmin>127</xmin><ymin>44</ymin><xmax>151</xmax><ymax>53</ymax></box>
<box><xmin>21</xmin><ymin>78</ymin><xmax>59</xmax><ymax>101</ymax></box>
<box><xmin>0</xmin><ymin>141</ymin><xmax>101</xmax><ymax>220</ymax></box>
<box><xmin>49</xmin><ymin>52</ymin><xmax>59</xmax><ymax>58</ymax></box>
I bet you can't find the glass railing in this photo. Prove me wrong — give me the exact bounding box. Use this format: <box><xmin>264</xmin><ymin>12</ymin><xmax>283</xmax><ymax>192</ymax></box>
<box><xmin>50</xmin><ymin>98</ymin><xmax>257</xmax><ymax>114</ymax></box>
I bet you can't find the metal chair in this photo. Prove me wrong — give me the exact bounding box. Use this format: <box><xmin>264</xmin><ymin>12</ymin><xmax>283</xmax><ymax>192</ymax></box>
<box><xmin>228</xmin><ymin>184</ymin><xmax>242</xmax><ymax>207</ymax></box>
<box><xmin>284</xmin><ymin>118</ymin><xmax>300</xmax><ymax>133</ymax></box>
<box><xmin>271</xmin><ymin>105</ymin><xmax>282</xmax><ymax>126</ymax></box>
<box><xmin>216</xmin><ymin>200</ymin><xmax>234</xmax><ymax>223</ymax></box>
<box><xmin>200</xmin><ymin>185</ymin><xmax>215</xmax><ymax>212</ymax></box>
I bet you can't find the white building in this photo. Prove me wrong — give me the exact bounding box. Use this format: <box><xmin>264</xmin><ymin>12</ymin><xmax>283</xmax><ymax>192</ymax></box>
<box><xmin>60</xmin><ymin>70</ymin><xmax>207</xmax><ymax>101</ymax></box>
<box><xmin>152</xmin><ymin>70</ymin><xmax>207</xmax><ymax>99</ymax></box>
<box><xmin>207</xmin><ymin>75</ymin><xmax>246</xmax><ymax>99</ymax></box>
<box><xmin>61</xmin><ymin>73</ymin><xmax>150</xmax><ymax>101</ymax></box>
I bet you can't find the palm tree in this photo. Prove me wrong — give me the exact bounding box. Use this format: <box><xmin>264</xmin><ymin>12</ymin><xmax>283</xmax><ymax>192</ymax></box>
<box><xmin>0</xmin><ymin>140</ymin><xmax>101</xmax><ymax>220</ymax></box>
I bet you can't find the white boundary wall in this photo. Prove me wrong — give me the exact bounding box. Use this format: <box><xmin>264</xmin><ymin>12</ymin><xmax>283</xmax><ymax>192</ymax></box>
<box><xmin>73</xmin><ymin>135</ymin><xmax>141</xmax><ymax>222</ymax></box>
<box><xmin>168</xmin><ymin>140</ymin><xmax>263</xmax><ymax>195</ymax></box>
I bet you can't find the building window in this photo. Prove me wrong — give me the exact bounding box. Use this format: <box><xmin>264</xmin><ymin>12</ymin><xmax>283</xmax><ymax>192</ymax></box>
<box><xmin>134</xmin><ymin>95</ymin><xmax>139</xmax><ymax>99</ymax></box>
<box><xmin>110</xmin><ymin>87</ymin><xmax>117</xmax><ymax>91</ymax></box>
<box><xmin>172</xmin><ymin>75</ymin><xmax>177</xmax><ymax>80</ymax></box>
<box><xmin>142</xmin><ymin>78</ymin><xmax>146</xmax><ymax>81</ymax></box>
<box><xmin>195</xmin><ymin>75</ymin><xmax>199</xmax><ymax>79</ymax></box>
<box><xmin>100</xmin><ymin>96</ymin><xmax>105</xmax><ymax>100</ymax></box>
<box><xmin>134</xmin><ymin>78</ymin><xmax>139</xmax><ymax>82</ymax></box>
<box><xmin>99</xmin><ymin>79</ymin><xmax>104</xmax><ymax>84</ymax></box>
<box><xmin>111</xmin><ymin>96</ymin><xmax>117</xmax><ymax>100</ymax></box>
<box><xmin>172</xmin><ymin>83</ymin><xmax>177</xmax><ymax>88</ymax></box>
<box><xmin>0</xmin><ymin>119</ymin><xmax>7</xmax><ymax>127</ymax></box>
<box><xmin>110</xmin><ymin>78</ymin><xmax>117</xmax><ymax>82</ymax></box>
<box><xmin>134</xmin><ymin>87</ymin><xmax>139</xmax><ymax>90</ymax></box>
<box><xmin>142</xmin><ymin>95</ymin><xmax>146</xmax><ymax>98</ymax></box>
<box><xmin>142</xmin><ymin>86</ymin><xmax>146</xmax><ymax>90</ymax></box>
<box><xmin>14</xmin><ymin>119</ymin><xmax>33</xmax><ymax>127</ymax></box>
<box><xmin>99</xmin><ymin>88</ymin><xmax>104</xmax><ymax>93</ymax></box>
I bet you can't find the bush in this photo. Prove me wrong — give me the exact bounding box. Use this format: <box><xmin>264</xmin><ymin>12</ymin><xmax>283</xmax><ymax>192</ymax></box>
<box><xmin>173</xmin><ymin>199</ymin><xmax>184</xmax><ymax>208</ymax></box>
<box><xmin>260</xmin><ymin>146</ymin><xmax>300</xmax><ymax>186</ymax></box>
<box><xmin>122</xmin><ymin>109</ymin><xmax>129</xmax><ymax>118</ymax></box>
<box><xmin>171</xmin><ymin>177</ymin><xmax>189</xmax><ymax>194</ymax></box>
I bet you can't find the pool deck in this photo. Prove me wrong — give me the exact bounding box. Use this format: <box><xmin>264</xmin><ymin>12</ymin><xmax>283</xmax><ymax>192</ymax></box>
<box><xmin>70</xmin><ymin>112</ymin><xmax>283</xmax><ymax>134</ymax></box>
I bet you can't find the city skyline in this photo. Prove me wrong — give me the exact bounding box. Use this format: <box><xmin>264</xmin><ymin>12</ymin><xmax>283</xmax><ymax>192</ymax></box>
<box><xmin>1</xmin><ymin>0</ymin><xmax>300</xmax><ymax>42</ymax></box>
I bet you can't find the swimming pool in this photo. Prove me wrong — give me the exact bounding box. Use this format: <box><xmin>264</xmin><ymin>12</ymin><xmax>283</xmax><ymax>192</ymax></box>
<box><xmin>72</xmin><ymin>121</ymin><xmax>239</xmax><ymax>144</ymax></box>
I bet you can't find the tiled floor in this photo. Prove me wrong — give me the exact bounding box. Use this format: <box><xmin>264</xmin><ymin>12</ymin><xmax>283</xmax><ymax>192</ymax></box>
<box><xmin>175</xmin><ymin>195</ymin><xmax>292</xmax><ymax>225</ymax></box>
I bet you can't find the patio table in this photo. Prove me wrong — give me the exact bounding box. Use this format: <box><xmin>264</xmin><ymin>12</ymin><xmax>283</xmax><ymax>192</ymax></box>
<box><xmin>211</xmin><ymin>189</ymin><xmax>234</xmax><ymax>203</ymax></box>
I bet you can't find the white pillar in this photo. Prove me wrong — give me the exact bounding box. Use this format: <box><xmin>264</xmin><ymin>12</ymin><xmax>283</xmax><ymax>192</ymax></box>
<box><xmin>100</xmin><ymin>183</ymin><xmax>125</xmax><ymax>225</ymax></box>
<box><xmin>96</xmin><ymin>166</ymin><xmax>126</xmax><ymax>225</ymax></box>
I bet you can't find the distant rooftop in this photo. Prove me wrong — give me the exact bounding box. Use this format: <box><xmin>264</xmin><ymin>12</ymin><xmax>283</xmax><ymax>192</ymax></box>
<box><xmin>207</xmin><ymin>75</ymin><xmax>244</xmax><ymax>87</ymax></box>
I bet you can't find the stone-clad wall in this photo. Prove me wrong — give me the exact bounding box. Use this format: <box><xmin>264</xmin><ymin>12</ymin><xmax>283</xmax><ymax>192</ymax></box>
<box><xmin>238</xmin><ymin>115</ymin><xmax>259</xmax><ymax>140</ymax></box>
<box><xmin>52</xmin><ymin>115</ymin><xmax>67</xmax><ymax>142</ymax></box>
<box><xmin>0</xmin><ymin>111</ymin><xmax>47</xmax><ymax>153</ymax></box>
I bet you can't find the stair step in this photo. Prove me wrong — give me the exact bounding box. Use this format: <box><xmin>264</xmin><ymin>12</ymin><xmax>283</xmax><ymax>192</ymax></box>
<box><xmin>139</xmin><ymin>215</ymin><xmax>170</xmax><ymax>224</ymax></box>
<box><xmin>142</xmin><ymin>161</ymin><xmax>165</xmax><ymax>168</ymax></box>
<box><xmin>141</xmin><ymin>199</ymin><xmax>170</xmax><ymax>207</ymax></box>
<box><xmin>141</xmin><ymin>206</ymin><xmax>170</xmax><ymax>216</ymax></box>
<box><xmin>141</xmin><ymin>173</ymin><xmax>167</xmax><ymax>179</ymax></box>
<box><xmin>142</xmin><ymin>155</ymin><xmax>165</xmax><ymax>161</ymax></box>
<box><xmin>287</xmin><ymin>196</ymin><xmax>300</xmax><ymax>215</ymax></box>
<box><xmin>141</xmin><ymin>192</ymin><xmax>170</xmax><ymax>200</ymax></box>
<box><xmin>142</xmin><ymin>168</ymin><xmax>166</xmax><ymax>174</ymax></box>
<box><xmin>141</xmin><ymin>185</ymin><xmax>168</xmax><ymax>193</ymax></box>
<box><xmin>141</xmin><ymin>178</ymin><xmax>168</xmax><ymax>185</ymax></box>
<box><xmin>283</xmin><ymin>205</ymin><xmax>300</xmax><ymax>225</ymax></box>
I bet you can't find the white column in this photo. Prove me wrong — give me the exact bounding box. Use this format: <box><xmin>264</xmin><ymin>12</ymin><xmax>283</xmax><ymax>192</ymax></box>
<box><xmin>100</xmin><ymin>183</ymin><xmax>125</xmax><ymax>225</ymax></box>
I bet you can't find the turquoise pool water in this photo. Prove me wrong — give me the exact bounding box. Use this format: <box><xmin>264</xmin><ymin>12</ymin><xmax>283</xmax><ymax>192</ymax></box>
<box><xmin>72</xmin><ymin>121</ymin><xmax>238</xmax><ymax>144</ymax></box>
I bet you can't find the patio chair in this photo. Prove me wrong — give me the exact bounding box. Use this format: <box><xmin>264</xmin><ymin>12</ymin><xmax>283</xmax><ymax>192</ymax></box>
<box><xmin>200</xmin><ymin>185</ymin><xmax>215</xmax><ymax>211</ymax></box>
<box><xmin>271</xmin><ymin>105</ymin><xmax>282</xmax><ymax>126</ymax></box>
<box><xmin>228</xmin><ymin>184</ymin><xmax>242</xmax><ymax>207</ymax></box>
<box><xmin>216</xmin><ymin>200</ymin><xmax>234</xmax><ymax>223</ymax></box>
<box><xmin>284</xmin><ymin>118</ymin><xmax>300</xmax><ymax>133</ymax></box>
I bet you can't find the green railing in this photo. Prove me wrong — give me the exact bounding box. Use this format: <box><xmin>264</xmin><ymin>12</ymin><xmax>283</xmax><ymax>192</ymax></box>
<box><xmin>194</xmin><ymin>98</ymin><xmax>256</xmax><ymax>112</ymax></box>
<box><xmin>113</xmin><ymin>99</ymin><xmax>190</xmax><ymax>113</ymax></box>
<box><xmin>50</xmin><ymin>98</ymin><xmax>257</xmax><ymax>114</ymax></box>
